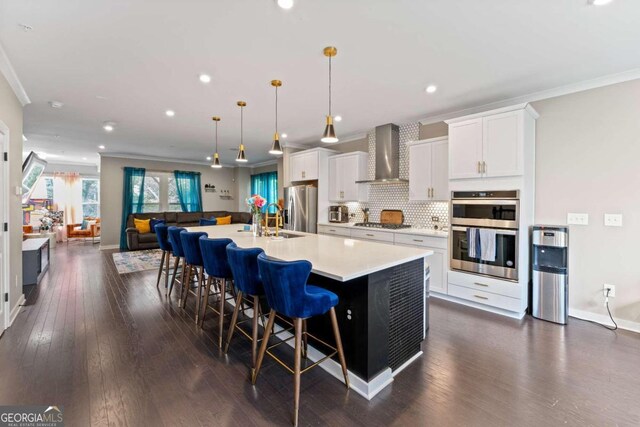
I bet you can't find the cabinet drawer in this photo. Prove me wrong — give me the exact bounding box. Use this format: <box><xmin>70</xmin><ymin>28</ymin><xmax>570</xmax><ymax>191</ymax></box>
<box><xmin>317</xmin><ymin>225</ymin><xmax>351</xmax><ymax>237</ymax></box>
<box><xmin>350</xmin><ymin>228</ymin><xmax>394</xmax><ymax>243</ymax></box>
<box><xmin>394</xmin><ymin>233</ymin><xmax>447</xmax><ymax>249</ymax></box>
<box><xmin>448</xmin><ymin>270</ymin><xmax>520</xmax><ymax>299</ymax></box>
<box><xmin>447</xmin><ymin>283</ymin><xmax>521</xmax><ymax>312</ymax></box>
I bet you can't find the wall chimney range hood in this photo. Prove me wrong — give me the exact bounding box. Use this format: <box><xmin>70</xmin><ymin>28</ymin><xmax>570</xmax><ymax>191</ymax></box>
<box><xmin>356</xmin><ymin>123</ymin><xmax>408</xmax><ymax>184</ymax></box>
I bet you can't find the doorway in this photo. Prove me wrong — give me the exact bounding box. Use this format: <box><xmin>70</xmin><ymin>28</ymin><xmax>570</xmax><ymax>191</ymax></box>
<box><xmin>0</xmin><ymin>121</ymin><xmax>9</xmax><ymax>333</ymax></box>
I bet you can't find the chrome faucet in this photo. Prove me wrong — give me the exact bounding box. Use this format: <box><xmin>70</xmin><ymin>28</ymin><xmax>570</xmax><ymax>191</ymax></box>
<box><xmin>265</xmin><ymin>203</ymin><xmax>284</xmax><ymax>237</ymax></box>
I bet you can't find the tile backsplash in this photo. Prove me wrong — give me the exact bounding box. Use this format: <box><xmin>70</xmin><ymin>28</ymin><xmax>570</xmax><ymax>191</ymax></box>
<box><xmin>342</xmin><ymin>122</ymin><xmax>449</xmax><ymax>229</ymax></box>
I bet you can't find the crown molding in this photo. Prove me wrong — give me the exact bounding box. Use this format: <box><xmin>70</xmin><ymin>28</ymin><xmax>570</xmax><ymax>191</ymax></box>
<box><xmin>0</xmin><ymin>41</ymin><xmax>30</xmax><ymax>106</ymax></box>
<box><xmin>420</xmin><ymin>68</ymin><xmax>640</xmax><ymax>125</ymax></box>
<box><xmin>250</xmin><ymin>159</ymin><xmax>278</xmax><ymax>168</ymax></box>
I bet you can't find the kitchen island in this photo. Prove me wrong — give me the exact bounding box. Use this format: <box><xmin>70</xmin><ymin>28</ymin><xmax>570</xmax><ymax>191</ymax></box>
<box><xmin>187</xmin><ymin>224</ymin><xmax>433</xmax><ymax>399</ymax></box>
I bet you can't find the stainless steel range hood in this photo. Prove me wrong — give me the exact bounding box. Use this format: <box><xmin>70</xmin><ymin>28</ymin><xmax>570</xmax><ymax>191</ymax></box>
<box><xmin>356</xmin><ymin>123</ymin><xmax>408</xmax><ymax>184</ymax></box>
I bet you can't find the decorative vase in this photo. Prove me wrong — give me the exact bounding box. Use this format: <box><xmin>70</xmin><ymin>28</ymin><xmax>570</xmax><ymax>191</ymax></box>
<box><xmin>252</xmin><ymin>213</ymin><xmax>262</xmax><ymax>237</ymax></box>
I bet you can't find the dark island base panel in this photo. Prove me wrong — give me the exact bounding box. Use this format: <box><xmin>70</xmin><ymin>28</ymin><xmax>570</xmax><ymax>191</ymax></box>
<box><xmin>305</xmin><ymin>258</ymin><xmax>426</xmax><ymax>382</ymax></box>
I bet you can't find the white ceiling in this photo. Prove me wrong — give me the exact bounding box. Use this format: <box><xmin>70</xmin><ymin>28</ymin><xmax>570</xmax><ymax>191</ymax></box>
<box><xmin>2</xmin><ymin>0</ymin><xmax>640</xmax><ymax>166</ymax></box>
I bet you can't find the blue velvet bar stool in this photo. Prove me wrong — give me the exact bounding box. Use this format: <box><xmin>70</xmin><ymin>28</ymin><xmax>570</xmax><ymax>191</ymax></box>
<box><xmin>199</xmin><ymin>236</ymin><xmax>234</xmax><ymax>348</ymax></box>
<box><xmin>199</xmin><ymin>218</ymin><xmax>217</xmax><ymax>226</ymax></box>
<box><xmin>154</xmin><ymin>224</ymin><xmax>173</xmax><ymax>292</ymax></box>
<box><xmin>225</xmin><ymin>242</ymin><xmax>265</xmax><ymax>375</ymax></box>
<box><xmin>179</xmin><ymin>230</ymin><xmax>208</xmax><ymax>323</ymax></box>
<box><xmin>254</xmin><ymin>253</ymin><xmax>349</xmax><ymax>427</ymax></box>
<box><xmin>167</xmin><ymin>226</ymin><xmax>187</xmax><ymax>298</ymax></box>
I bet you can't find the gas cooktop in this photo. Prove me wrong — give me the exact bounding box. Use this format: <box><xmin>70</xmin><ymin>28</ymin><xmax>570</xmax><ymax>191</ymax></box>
<box><xmin>353</xmin><ymin>222</ymin><xmax>412</xmax><ymax>230</ymax></box>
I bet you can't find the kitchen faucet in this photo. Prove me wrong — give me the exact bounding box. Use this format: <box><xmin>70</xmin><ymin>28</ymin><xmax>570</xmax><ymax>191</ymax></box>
<box><xmin>265</xmin><ymin>203</ymin><xmax>284</xmax><ymax>237</ymax></box>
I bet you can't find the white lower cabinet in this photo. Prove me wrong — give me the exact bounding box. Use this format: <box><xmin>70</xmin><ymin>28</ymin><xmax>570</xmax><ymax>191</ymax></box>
<box><xmin>350</xmin><ymin>228</ymin><xmax>394</xmax><ymax>243</ymax></box>
<box><xmin>447</xmin><ymin>284</ymin><xmax>521</xmax><ymax>313</ymax></box>
<box><xmin>317</xmin><ymin>224</ymin><xmax>351</xmax><ymax>237</ymax></box>
<box><xmin>394</xmin><ymin>233</ymin><xmax>447</xmax><ymax>295</ymax></box>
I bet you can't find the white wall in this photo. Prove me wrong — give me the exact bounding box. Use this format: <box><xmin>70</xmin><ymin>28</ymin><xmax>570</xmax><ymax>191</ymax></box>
<box><xmin>532</xmin><ymin>79</ymin><xmax>640</xmax><ymax>328</ymax></box>
<box><xmin>0</xmin><ymin>70</ymin><xmax>24</xmax><ymax>318</ymax></box>
<box><xmin>99</xmin><ymin>155</ymin><xmax>248</xmax><ymax>247</ymax></box>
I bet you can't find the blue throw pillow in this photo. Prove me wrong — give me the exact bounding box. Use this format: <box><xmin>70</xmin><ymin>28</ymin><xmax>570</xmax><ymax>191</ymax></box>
<box><xmin>80</xmin><ymin>220</ymin><xmax>89</xmax><ymax>230</ymax></box>
<box><xmin>150</xmin><ymin>218</ymin><xmax>166</xmax><ymax>233</ymax></box>
<box><xmin>199</xmin><ymin>217</ymin><xmax>217</xmax><ymax>226</ymax></box>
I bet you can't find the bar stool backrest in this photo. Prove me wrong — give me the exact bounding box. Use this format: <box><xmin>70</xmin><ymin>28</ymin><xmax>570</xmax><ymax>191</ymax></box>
<box><xmin>257</xmin><ymin>253</ymin><xmax>312</xmax><ymax>319</ymax></box>
<box><xmin>226</xmin><ymin>242</ymin><xmax>264</xmax><ymax>296</ymax></box>
<box><xmin>180</xmin><ymin>231</ymin><xmax>208</xmax><ymax>266</ymax></box>
<box><xmin>155</xmin><ymin>224</ymin><xmax>172</xmax><ymax>252</ymax></box>
<box><xmin>199</xmin><ymin>237</ymin><xmax>234</xmax><ymax>279</ymax></box>
<box><xmin>167</xmin><ymin>226</ymin><xmax>186</xmax><ymax>257</ymax></box>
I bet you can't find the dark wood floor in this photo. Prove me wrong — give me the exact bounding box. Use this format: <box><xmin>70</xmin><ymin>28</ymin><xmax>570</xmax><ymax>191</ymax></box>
<box><xmin>1</xmin><ymin>244</ymin><xmax>639</xmax><ymax>426</ymax></box>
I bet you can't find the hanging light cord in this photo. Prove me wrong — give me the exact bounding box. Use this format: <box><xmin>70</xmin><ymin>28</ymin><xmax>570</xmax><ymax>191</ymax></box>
<box><xmin>240</xmin><ymin>105</ymin><xmax>244</xmax><ymax>145</ymax></box>
<box><xmin>328</xmin><ymin>55</ymin><xmax>332</xmax><ymax>117</ymax></box>
<box><xmin>275</xmin><ymin>85</ymin><xmax>278</xmax><ymax>134</ymax></box>
<box><xmin>215</xmin><ymin>121</ymin><xmax>218</xmax><ymax>152</ymax></box>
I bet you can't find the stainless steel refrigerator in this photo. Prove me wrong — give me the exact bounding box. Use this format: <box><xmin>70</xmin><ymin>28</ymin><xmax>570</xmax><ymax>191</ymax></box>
<box><xmin>283</xmin><ymin>185</ymin><xmax>318</xmax><ymax>233</ymax></box>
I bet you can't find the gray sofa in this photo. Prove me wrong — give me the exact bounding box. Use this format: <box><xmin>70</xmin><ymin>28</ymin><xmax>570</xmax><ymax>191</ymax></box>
<box><xmin>125</xmin><ymin>210</ymin><xmax>252</xmax><ymax>250</ymax></box>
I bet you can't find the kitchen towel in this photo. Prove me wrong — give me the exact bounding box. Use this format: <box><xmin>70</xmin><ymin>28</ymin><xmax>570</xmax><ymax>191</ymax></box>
<box><xmin>479</xmin><ymin>229</ymin><xmax>497</xmax><ymax>262</ymax></box>
<box><xmin>467</xmin><ymin>228</ymin><xmax>481</xmax><ymax>259</ymax></box>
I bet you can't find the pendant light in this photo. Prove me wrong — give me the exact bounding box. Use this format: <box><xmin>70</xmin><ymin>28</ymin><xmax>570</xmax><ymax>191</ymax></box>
<box><xmin>235</xmin><ymin>101</ymin><xmax>248</xmax><ymax>162</ymax></box>
<box><xmin>321</xmin><ymin>46</ymin><xmax>339</xmax><ymax>143</ymax></box>
<box><xmin>269</xmin><ymin>80</ymin><xmax>283</xmax><ymax>155</ymax></box>
<box><xmin>211</xmin><ymin>116</ymin><xmax>222</xmax><ymax>168</ymax></box>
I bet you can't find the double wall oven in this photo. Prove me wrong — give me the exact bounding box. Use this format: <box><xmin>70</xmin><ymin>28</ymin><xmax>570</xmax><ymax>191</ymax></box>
<box><xmin>450</xmin><ymin>191</ymin><xmax>520</xmax><ymax>281</ymax></box>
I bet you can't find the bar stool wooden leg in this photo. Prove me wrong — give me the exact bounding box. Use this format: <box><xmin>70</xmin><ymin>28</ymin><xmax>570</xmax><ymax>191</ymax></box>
<box><xmin>195</xmin><ymin>267</ymin><xmax>204</xmax><ymax>324</ymax></box>
<box><xmin>251</xmin><ymin>295</ymin><xmax>260</xmax><ymax>375</ymax></box>
<box><xmin>224</xmin><ymin>291</ymin><xmax>243</xmax><ymax>354</ymax></box>
<box><xmin>169</xmin><ymin>257</ymin><xmax>180</xmax><ymax>297</ymax></box>
<box><xmin>164</xmin><ymin>250</ymin><xmax>171</xmax><ymax>290</ymax></box>
<box><xmin>329</xmin><ymin>307</ymin><xmax>350</xmax><ymax>389</ymax></box>
<box><xmin>252</xmin><ymin>309</ymin><xmax>276</xmax><ymax>385</ymax></box>
<box><xmin>293</xmin><ymin>317</ymin><xmax>302</xmax><ymax>427</ymax></box>
<box><xmin>180</xmin><ymin>264</ymin><xmax>192</xmax><ymax>308</ymax></box>
<box><xmin>302</xmin><ymin>319</ymin><xmax>308</xmax><ymax>359</ymax></box>
<box><xmin>156</xmin><ymin>251</ymin><xmax>166</xmax><ymax>288</ymax></box>
<box><xmin>199</xmin><ymin>276</ymin><xmax>213</xmax><ymax>328</ymax></box>
<box><xmin>217</xmin><ymin>279</ymin><xmax>227</xmax><ymax>348</ymax></box>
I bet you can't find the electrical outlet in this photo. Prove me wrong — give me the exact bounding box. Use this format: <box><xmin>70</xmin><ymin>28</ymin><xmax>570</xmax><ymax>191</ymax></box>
<box><xmin>432</xmin><ymin>216</ymin><xmax>440</xmax><ymax>222</ymax></box>
<box><xmin>603</xmin><ymin>284</ymin><xmax>616</xmax><ymax>297</ymax></box>
<box><xmin>567</xmin><ymin>213</ymin><xmax>589</xmax><ymax>225</ymax></box>
<box><xmin>604</xmin><ymin>214</ymin><xmax>623</xmax><ymax>227</ymax></box>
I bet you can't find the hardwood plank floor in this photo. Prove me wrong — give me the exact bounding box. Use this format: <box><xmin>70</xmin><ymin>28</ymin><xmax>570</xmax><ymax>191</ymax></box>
<box><xmin>1</xmin><ymin>243</ymin><xmax>639</xmax><ymax>426</ymax></box>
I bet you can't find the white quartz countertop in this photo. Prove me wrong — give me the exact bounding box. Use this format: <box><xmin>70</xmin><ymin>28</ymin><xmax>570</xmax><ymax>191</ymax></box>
<box><xmin>185</xmin><ymin>224</ymin><xmax>433</xmax><ymax>282</ymax></box>
<box><xmin>318</xmin><ymin>222</ymin><xmax>449</xmax><ymax>238</ymax></box>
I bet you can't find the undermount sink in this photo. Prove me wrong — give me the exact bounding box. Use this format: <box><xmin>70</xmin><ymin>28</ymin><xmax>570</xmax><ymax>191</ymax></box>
<box><xmin>270</xmin><ymin>232</ymin><xmax>305</xmax><ymax>239</ymax></box>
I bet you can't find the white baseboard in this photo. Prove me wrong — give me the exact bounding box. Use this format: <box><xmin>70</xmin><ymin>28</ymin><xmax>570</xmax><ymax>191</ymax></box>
<box><xmin>99</xmin><ymin>244</ymin><xmax>119</xmax><ymax>251</ymax></box>
<box><xmin>569</xmin><ymin>308</ymin><xmax>640</xmax><ymax>334</ymax></box>
<box><xmin>9</xmin><ymin>293</ymin><xmax>25</xmax><ymax>327</ymax></box>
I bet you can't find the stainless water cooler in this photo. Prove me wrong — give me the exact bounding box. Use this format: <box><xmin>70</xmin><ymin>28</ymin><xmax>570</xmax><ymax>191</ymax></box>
<box><xmin>531</xmin><ymin>225</ymin><xmax>569</xmax><ymax>324</ymax></box>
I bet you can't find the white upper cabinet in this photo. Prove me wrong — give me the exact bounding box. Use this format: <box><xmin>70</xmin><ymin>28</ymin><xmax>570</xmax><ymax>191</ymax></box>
<box><xmin>328</xmin><ymin>152</ymin><xmax>368</xmax><ymax>202</ymax></box>
<box><xmin>448</xmin><ymin>119</ymin><xmax>483</xmax><ymax>180</ymax></box>
<box><xmin>289</xmin><ymin>150</ymin><xmax>319</xmax><ymax>181</ymax></box>
<box><xmin>408</xmin><ymin>137</ymin><xmax>449</xmax><ymax>201</ymax></box>
<box><xmin>446</xmin><ymin>104</ymin><xmax>538</xmax><ymax>181</ymax></box>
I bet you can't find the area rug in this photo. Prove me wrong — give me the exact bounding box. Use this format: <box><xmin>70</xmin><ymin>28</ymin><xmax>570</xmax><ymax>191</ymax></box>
<box><xmin>112</xmin><ymin>249</ymin><xmax>163</xmax><ymax>274</ymax></box>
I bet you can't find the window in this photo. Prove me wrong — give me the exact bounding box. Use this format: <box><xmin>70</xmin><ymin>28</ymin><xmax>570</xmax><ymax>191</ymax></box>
<box><xmin>168</xmin><ymin>177</ymin><xmax>182</xmax><ymax>212</ymax></box>
<box><xmin>142</xmin><ymin>175</ymin><xmax>161</xmax><ymax>213</ymax></box>
<box><xmin>251</xmin><ymin>171</ymin><xmax>278</xmax><ymax>213</ymax></box>
<box><xmin>81</xmin><ymin>178</ymin><xmax>100</xmax><ymax>218</ymax></box>
<box><xmin>136</xmin><ymin>173</ymin><xmax>187</xmax><ymax>213</ymax></box>
<box><xmin>31</xmin><ymin>176</ymin><xmax>54</xmax><ymax>200</ymax></box>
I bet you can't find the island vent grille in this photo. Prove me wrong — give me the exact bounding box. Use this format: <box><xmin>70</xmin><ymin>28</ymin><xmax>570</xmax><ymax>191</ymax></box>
<box><xmin>388</xmin><ymin>259</ymin><xmax>425</xmax><ymax>371</ymax></box>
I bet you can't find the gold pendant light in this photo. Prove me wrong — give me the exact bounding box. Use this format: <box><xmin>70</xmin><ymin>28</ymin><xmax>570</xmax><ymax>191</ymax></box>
<box><xmin>321</xmin><ymin>46</ymin><xmax>339</xmax><ymax>143</ymax></box>
<box><xmin>236</xmin><ymin>101</ymin><xmax>248</xmax><ymax>162</ymax></box>
<box><xmin>211</xmin><ymin>116</ymin><xmax>222</xmax><ymax>168</ymax></box>
<box><xmin>269</xmin><ymin>79</ymin><xmax>283</xmax><ymax>155</ymax></box>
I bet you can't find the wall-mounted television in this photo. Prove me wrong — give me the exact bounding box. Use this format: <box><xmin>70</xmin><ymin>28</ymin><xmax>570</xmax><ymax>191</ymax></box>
<box><xmin>22</xmin><ymin>151</ymin><xmax>48</xmax><ymax>204</ymax></box>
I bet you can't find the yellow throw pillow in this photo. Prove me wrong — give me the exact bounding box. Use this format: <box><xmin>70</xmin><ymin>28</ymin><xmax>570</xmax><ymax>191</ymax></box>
<box><xmin>134</xmin><ymin>218</ymin><xmax>151</xmax><ymax>233</ymax></box>
<box><xmin>216</xmin><ymin>215</ymin><xmax>232</xmax><ymax>225</ymax></box>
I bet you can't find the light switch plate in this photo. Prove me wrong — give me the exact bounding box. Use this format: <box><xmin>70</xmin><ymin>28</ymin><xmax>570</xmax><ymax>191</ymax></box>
<box><xmin>567</xmin><ymin>213</ymin><xmax>589</xmax><ymax>225</ymax></box>
<box><xmin>604</xmin><ymin>214</ymin><xmax>623</xmax><ymax>227</ymax></box>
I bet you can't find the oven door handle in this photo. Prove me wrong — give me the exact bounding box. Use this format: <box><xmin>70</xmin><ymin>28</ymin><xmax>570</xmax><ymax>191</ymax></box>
<box><xmin>451</xmin><ymin>199</ymin><xmax>519</xmax><ymax>206</ymax></box>
<box><xmin>451</xmin><ymin>226</ymin><xmax>517</xmax><ymax>236</ymax></box>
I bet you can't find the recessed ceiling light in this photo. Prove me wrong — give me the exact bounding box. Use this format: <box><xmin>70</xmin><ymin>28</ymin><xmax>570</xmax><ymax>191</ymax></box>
<box><xmin>206</xmin><ymin>156</ymin><xmax>212</xmax><ymax>161</ymax></box>
<box><xmin>49</xmin><ymin>101</ymin><xmax>64</xmax><ymax>109</ymax></box>
<box><xmin>19</xmin><ymin>23</ymin><xmax>33</xmax><ymax>32</ymax></box>
<box><xmin>334</xmin><ymin>116</ymin><xmax>342</xmax><ymax>122</ymax></box>
<box><xmin>82</xmin><ymin>157</ymin><xmax>88</xmax><ymax>161</ymax></box>
<box><xmin>281</xmin><ymin>133</ymin><xmax>288</xmax><ymax>139</ymax></box>
<box><xmin>425</xmin><ymin>85</ymin><xmax>437</xmax><ymax>94</ymax></box>
<box><xmin>277</xmin><ymin>0</ymin><xmax>294</xmax><ymax>9</ymax></box>
<box><xmin>103</xmin><ymin>122</ymin><xmax>115</xmax><ymax>132</ymax></box>
<box><xmin>589</xmin><ymin>0</ymin><xmax>613</xmax><ymax>5</ymax></box>
<box><xmin>165</xmin><ymin>110</ymin><xmax>175</xmax><ymax>117</ymax></box>
<box><xmin>98</xmin><ymin>145</ymin><xmax>106</xmax><ymax>150</ymax></box>
<box><xmin>199</xmin><ymin>74</ymin><xmax>211</xmax><ymax>83</ymax></box>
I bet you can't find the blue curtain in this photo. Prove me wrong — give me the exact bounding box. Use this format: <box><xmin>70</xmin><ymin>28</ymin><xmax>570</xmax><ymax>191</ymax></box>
<box><xmin>251</xmin><ymin>171</ymin><xmax>278</xmax><ymax>213</ymax></box>
<box><xmin>120</xmin><ymin>167</ymin><xmax>146</xmax><ymax>250</ymax></box>
<box><xmin>174</xmin><ymin>170</ymin><xmax>203</xmax><ymax>212</ymax></box>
